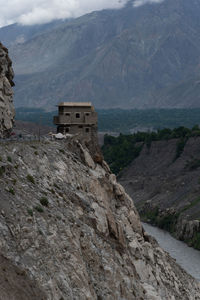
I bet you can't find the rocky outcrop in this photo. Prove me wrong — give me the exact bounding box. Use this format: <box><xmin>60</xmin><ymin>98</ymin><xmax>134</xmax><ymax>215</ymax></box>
<box><xmin>0</xmin><ymin>139</ymin><xmax>199</xmax><ymax>299</ymax></box>
<box><xmin>0</xmin><ymin>42</ymin><xmax>15</xmax><ymax>137</ymax></box>
<box><xmin>119</xmin><ymin>137</ymin><xmax>200</xmax><ymax>250</ymax></box>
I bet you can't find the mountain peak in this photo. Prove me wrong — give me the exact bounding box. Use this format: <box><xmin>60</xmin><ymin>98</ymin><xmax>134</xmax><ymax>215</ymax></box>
<box><xmin>2</xmin><ymin>0</ymin><xmax>200</xmax><ymax>109</ymax></box>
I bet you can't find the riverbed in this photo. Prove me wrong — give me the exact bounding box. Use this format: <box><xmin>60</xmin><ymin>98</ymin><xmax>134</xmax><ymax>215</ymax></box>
<box><xmin>143</xmin><ymin>222</ymin><xmax>200</xmax><ymax>281</ymax></box>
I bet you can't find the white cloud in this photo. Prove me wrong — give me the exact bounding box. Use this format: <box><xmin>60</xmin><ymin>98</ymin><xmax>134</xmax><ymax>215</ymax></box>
<box><xmin>0</xmin><ymin>0</ymin><xmax>165</xmax><ymax>28</ymax></box>
<box><xmin>133</xmin><ymin>0</ymin><xmax>164</xmax><ymax>7</ymax></box>
<box><xmin>0</xmin><ymin>0</ymin><xmax>128</xmax><ymax>27</ymax></box>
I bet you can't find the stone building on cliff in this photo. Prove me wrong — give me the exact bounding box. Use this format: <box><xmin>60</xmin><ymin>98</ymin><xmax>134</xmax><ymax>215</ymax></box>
<box><xmin>53</xmin><ymin>102</ymin><xmax>98</xmax><ymax>139</ymax></box>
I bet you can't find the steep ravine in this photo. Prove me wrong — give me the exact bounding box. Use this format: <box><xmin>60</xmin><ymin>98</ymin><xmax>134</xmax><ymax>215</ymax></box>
<box><xmin>119</xmin><ymin>136</ymin><xmax>200</xmax><ymax>251</ymax></box>
<box><xmin>0</xmin><ymin>139</ymin><xmax>200</xmax><ymax>299</ymax></box>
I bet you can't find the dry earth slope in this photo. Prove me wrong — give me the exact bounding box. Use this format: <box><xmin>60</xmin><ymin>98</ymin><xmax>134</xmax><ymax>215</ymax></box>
<box><xmin>0</xmin><ymin>139</ymin><xmax>199</xmax><ymax>299</ymax></box>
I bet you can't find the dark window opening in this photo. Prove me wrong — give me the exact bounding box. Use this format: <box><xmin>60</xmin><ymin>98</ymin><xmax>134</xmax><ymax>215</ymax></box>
<box><xmin>76</xmin><ymin>113</ymin><xmax>80</xmax><ymax>118</ymax></box>
<box><xmin>57</xmin><ymin>126</ymin><xmax>65</xmax><ymax>133</ymax></box>
<box><xmin>59</xmin><ymin>107</ymin><xmax>64</xmax><ymax>114</ymax></box>
<box><xmin>79</xmin><ymin>125</ymin><xmax>83</xmax><ymax>128</ymax></box>
<box><xmin>65</xmin><ymin>113</ymin><xmax>70</xmax><ymax>116</ymax></box>
<box><xmin>65</xmin><ymin>127</ymin><xmax>70</xmax><ymax>133</ymax></box>
<box><xmin>85</xmin><ymin>128</ymin><xmax>90</xmax><ymax>133</ymax></box>
<box><xmin>85</xmin><ymin>113</ymin><xmax>90</xmax><ymax>116</ymax></box>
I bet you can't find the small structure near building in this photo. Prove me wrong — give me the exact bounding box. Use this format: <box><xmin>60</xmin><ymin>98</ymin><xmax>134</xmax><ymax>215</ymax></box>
<box><xmin>53</xmin><ymin>102</ymin><xmax>98</xmax><ymax>140</ymax></box>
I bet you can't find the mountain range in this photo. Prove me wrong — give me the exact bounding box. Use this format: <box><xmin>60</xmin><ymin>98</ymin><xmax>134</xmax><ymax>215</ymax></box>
<box><xmin>1</xmin><ymin>0</ymin><xmax>200</xmax><ymax>109</ymax></box>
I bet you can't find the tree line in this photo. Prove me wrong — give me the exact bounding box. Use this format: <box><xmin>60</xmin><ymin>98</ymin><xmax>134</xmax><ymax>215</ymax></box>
<box><xmin>102</xmin><ymin>125</ymin><xmax>200</xmax><ymax>174</ymax></box>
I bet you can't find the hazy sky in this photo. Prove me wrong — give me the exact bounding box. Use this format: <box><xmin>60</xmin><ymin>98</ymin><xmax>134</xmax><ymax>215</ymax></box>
<box><xmin>0</xmin><ymin>0</ymin><xmax>164</xmax><ymax>27</ymax></box>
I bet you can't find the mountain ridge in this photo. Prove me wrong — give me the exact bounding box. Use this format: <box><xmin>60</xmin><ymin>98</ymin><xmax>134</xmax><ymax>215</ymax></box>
<box><xmin>2</xmin><ymin>0</ymin><xmax>200</xmax><ymax>109</ymax></box>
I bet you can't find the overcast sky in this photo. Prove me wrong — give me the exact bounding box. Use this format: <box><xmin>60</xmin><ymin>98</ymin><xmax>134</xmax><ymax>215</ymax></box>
<box><xmin>0</xmin><ymin>0</ymin><xmax>164</xmax><ymax>28</ymax></box>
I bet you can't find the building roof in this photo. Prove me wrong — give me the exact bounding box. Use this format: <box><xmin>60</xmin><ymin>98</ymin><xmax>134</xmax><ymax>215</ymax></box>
<box><xmin>58</xmin><ymin>102</ymin><xmax>92</xmax><ymax>107</ymax></box>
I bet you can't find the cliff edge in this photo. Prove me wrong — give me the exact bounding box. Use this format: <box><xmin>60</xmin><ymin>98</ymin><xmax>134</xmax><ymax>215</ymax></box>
<box><xmin>0</xmin><ymin>139</ymin><xmax>199</xmax><ymax>299</ymax></box>
<box><xmin>0</xmin><ymin>42</ymin><xmax>15</xmax><ymax>137</ymax></box>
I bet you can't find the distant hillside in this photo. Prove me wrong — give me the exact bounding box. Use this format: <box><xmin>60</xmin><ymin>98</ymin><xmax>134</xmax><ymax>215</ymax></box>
<box><xmin>15</xmin><ymin>107</ymin><xmax>200</xmax><ymax>134</ymax></box>
<box><xmin>2</xmin><ymin>0</ymin><xmax>200</xmax><ymax>109</ymax></box>
<box><xmin>0</xmin><ymin>20</ymin><xmax>65</xmax><ymax>47</ymax></box>
<box><xmin>102</xmin><ymin>126</ymin><xmax>200</xmax><ymax>174</ymax></box>
<box><xmin>119</xmin><ymin>135</ymin><xmax>200</xmax><ymax>250</ymax></box>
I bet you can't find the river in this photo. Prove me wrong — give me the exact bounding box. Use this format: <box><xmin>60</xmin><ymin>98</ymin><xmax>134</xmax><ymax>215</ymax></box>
<box><xmin>142</xmin><ymin>223</ymin><xmax>200</xmax><ymax>281</ymax></box>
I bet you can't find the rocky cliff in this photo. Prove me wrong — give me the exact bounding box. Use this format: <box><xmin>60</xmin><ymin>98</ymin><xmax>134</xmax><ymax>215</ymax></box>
<box><xmin>0</xmin><ymin>139</ymin><xmax>200</xmax><ymax>299</ymax></box>
<box><xmin>119</xmin><ymin>136</ymin><xmax>200</xmax><ymax>250</ymax></box>
<box><xmin>0</xmin><ymin>42</ymin><xmax>15</xmax><ymax>137</ymax></box>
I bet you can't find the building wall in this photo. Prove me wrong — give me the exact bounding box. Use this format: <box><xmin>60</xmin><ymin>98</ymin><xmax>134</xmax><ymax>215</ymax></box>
<box><xmin>57</xmin><ymin>124</ymin><xmax>97</xmax><ymax>136</ymax></box>
<box><xmin>55</xmin><ymin>111</ymin><xmax>97</xmax><ymax>125</ymax></box>
<box><xmin>54</xmin><ymin>105</ymin><xmax>98</xmax><ymax>140</ymax></box>
<box><xmin>59</xmin><ymin>106</ymin><xmax>93</xmax><ymax>113</ymax></box>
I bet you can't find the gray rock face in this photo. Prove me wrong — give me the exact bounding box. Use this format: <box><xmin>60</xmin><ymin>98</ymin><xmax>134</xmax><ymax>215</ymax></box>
<box><xmin>0</xmin><ymin>42</ymin><xmax>15</xmax><ymax>137</ymax></box>
<box><xmin>0</xmin><ymin>140</ymin><xmax>199</xmax><ymax>299</ymax></box>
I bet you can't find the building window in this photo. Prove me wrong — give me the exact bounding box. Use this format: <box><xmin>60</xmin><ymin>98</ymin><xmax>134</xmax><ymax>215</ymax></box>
<box><xmin>65</xmin><ymin>127</ymin><xmax>70</xmax><ymax>133</ymax></box>
<box><xmin>85</xmin><ymin>113</ymin><xmax>90</xmax><ymax>116</ymax></box>
<box><xmin>65</xmin><ymin>113</ymin><xmax>70</xmax><ymax>116</ymax></box>
<box><xmin>79</xmin><ymin>125</ymin><xmax>83</xmax><ymax>128</ymax></box>
<box><xmin>76</xmin><ymin>113</ymin><xmax>80</xmax><ymax>118</ymax></box>
<box><xmin>59</xmin><ymin>107</ymin><xmax>64</xmax><ymax>114</ymax></box>
<box><xmin>85</xmin><ymin>128</ymin><xmax>90</xmax><ymax>133</ymax></box>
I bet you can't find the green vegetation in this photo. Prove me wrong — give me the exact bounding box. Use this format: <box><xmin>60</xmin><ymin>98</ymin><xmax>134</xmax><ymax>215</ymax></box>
<box><xmin>54</xmin><ymin>183</ymin><xmax>60</xmax><ymax>189</ymax></box>
<box><xmin>98</xmin><ymin>109</ymin><xmax>200</xmax><ymax>133</ymax></box>
<box><xmin>157</xmin><ymin>213</ymin><xmax>180</xmax><ymax>233</ymax></box>
<box><xmin>140</xmin><ymin>207</ymin><xmax>159</xmax><ymax>224</ymax></box>
<box><xmin>102</xmin><ymin>133</ymin><xmax>143</xmax><ymax>174</ymax></box>
<box><xmin>180</xmin><ymin>197</ymin><xmax>200</xmax><ymax>212</ymax></box>
<box><xmin>8</xmin><ymin>187</ymin><xmax>15</xmax><ymax>195</ymax></box>
<box><xmin>59</xmin><ymin>149</ymin><xmax>65</xmax><ymax>154</ymax></box>
<box><xmin>7</xmin><ymin>156</ymin><xmax>12</xmax><ymax>163</ymax></box>
<box><xmin>40</xmin><ymin>197</ymin><xmax>49</xmax><ymax>207</ymax></box>
<box><xmin>27</xmin><ymin>174</ymin><xmax>35</xmax><ymax>184</ymax></box>
<box><xmin>34</xmin><ymin>205</ymin><xmax>44</xmax><ymax>213</ymax></box>
<box><xmin>102</xmin><ymin>126</ymin><xmax>200</xmax><ymax>174</ymax></box>
<box><xmin>27</xmin><ymin>208</ymin><xmax>33</xmax><ymax>216</ymax></box>
<box><xmin>174</xmin><ymin>137</ymin><xmax>188</xmax><ymax>161</ymax></box>
<box><xmin>141</xmin><ymin>208</ymin><xmax>179</xmax><ymax>234</ymax></box>
<box><xmin>190</xmin><ymin>232</ymin><xmax>200</xmax><ymax>250</ymax></box>
<box><xmin>15</xmin><ymin>107</ymin><xmax>200</xmax><ymax>133</ymax></box>
<box><xmin>38</xmin><ymin>229</ymin><xmax>43</xmax><ymax>235</ymax></box>
<box><xmin>15</xmin><ymin>107</ymin><xmax>55</xmax><ymax>127</ymax></box>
